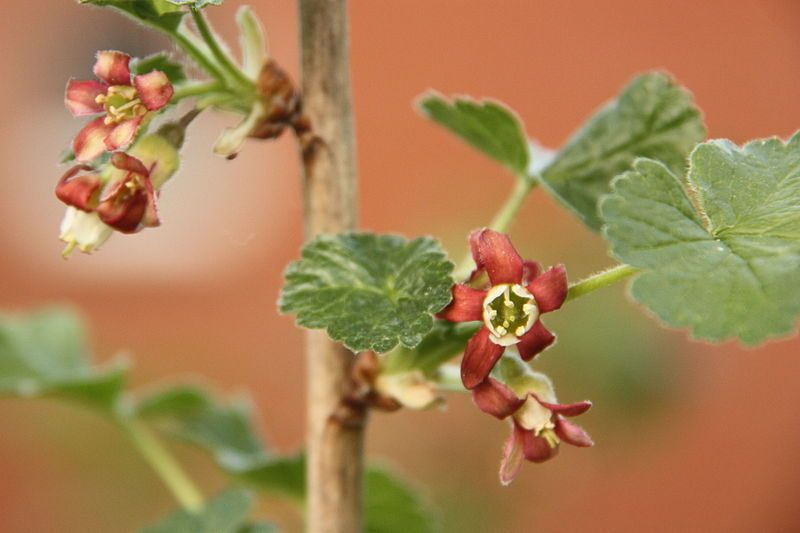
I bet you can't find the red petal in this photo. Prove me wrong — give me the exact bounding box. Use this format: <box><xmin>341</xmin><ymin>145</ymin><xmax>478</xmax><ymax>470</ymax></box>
<box><xmin>105</xmin><ymin>116</ymin><xmax>143</xmax><ymax>151</ymax></box>
<box><xmin>468</xmin><ymin>228</ymin><xmax>523</xmax><ymax>285</ymax></box>
<box><xmin>141</xmin><ymin>178</ymin><xmax>161</xmax><ymax>228</ymax></box>
<box><xmin>521</xmin><ymin>431</ymin><xmax>558</xmax><ymax>463</ymax></box>
<box><xmin>537</xmin><ymin>397</ymin><xmax>592</xmax><ymax>417</ymax></box>
<box><xmin>93</xmin><ymin>51</ymin><xmax>131</xmax><ymax>86</ymax></box>
<box><xmin>521</xmin><ymin>260</ymin><xmax>543</xmax><ymax>284</ymax></box>
<box><xmin>517</xmin><ymin>321</ymin><xmax>556</xmax><ymax>361</ymax></box>
<box><xmin>527</xmin><ymin>264</ymin><xmax>568</xmax><ymax>313</ymax></box>
<box><xmin>55</xmin><ymin>165</ymin><xmax>102</xmax><ymax>211</ymax></box>
<box><xmin>134</xmin><ymin>71</ymin><xmax>174</xmax><ymax>110</ymax></box>
<box><xmin>436</xmin><ymin>284</ymin><xmax>486</xmax><ymax>322</ymax></box>
<box><xmin>555</xmin><ymin>416</ymin><xmax>594</xmax><ymax>447</ymax></box>
<box><xmin>460</xmin><ymin>327</ymin><xmax>505</xmax><ymax>390</ymax></box>
<box><xmin>111</xmin><ymin>152</ymin><xmax>149</xmax><ymax>176</ymax></box>
<box><xmin>73</xmin><ymin>116</ymin><xmax>115</xmax><ymax>162</ymax></box>
<box><xmin>499</xmin><ymin>422</ymin><xmax>526</xmax><ymax>486</ymax></box>
<box><xmin>472</xmin><ymin>378</ymin><xmax>524</xmax><ymax>419</ymax></box>
<box><xmin>65</xmin><ymin>79</ymin><xmax>107</xmax><ymax>116</ymax></box>
<box><xmin>96</xmin><ymin>184</ymin><xmax>148</xmax><ymax>233</ymax></box>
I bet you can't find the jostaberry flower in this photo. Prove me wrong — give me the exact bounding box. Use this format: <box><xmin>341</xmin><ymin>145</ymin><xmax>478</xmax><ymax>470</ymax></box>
<box><xmin>472</xmin><ymin>359</ymin><xmax>592</xmax><ymax>485</ymax></box>
<box><xmin>57</xmin><ymin>131</ymin><xmax>181</xmax><ymax>256</ymax></box>
<box><xmin>438</xmin><ymin>228</ymin><xmax>568</xmax><ymax>389</ymax></box>
<box><xmin>66</xmin><ymin>51</ymin><xmax>173</xmax><ymax>162</ymax></box>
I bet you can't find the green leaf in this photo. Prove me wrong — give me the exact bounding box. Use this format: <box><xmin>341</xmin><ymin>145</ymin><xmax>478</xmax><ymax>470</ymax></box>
<box><xmin>135</xmin><ymin>385</ymin><xmax>269</xmax><ymax>471</ymax></box>
<box><xmin>541</xmin><ymin>72</ymin><xmax>706</xmax><ymax>231</ymax></box>
<box><xmin>600</xmin><ymin>133</ymin><xmax>800</xmax><ymax>344</ymax></box>
<box><xmin>138</xmin><ymin>489</ymin><xmax>259</xmax><ymax>533</ymax></box>
<box><xmin>242</xmin><ymin>455</ymin><xmax>438</xmax><ymax>533</ymax></box>
<box><xmin>0</xmin><ymin>309</ymin><xmax>126</xmax><ymax>410</ymax></box>
<box><xmin>131</xmin><ymin>53</ymin><xmax>187</xmax><ymax>84</ymax></box>
<box><xmin>167</xmin><ymin>0</ymin><xmax>224</xmax><ymax>8</ymax></box>
<box><xmin>280</xmin><ymin>233</ymin><xmax>454</xmax><ymax>353</ymax></box>
<box><xmin>79</xmin><ymin>0</ymin><xmax>185</xmax><ymax>32</ymax></box>
<box><xmin>418</xmin><ymin>93</ymin><xmax>529</xmax><ymax>176</ymax></box>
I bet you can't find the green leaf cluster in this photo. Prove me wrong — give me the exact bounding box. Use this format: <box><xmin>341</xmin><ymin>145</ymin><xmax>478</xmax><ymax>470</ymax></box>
<box><xmin>0</xmin><ymin>309</ymin><xmax>439</xmax><ymax>532</ymax></box>
<box><xmin>280</xmin><ymin>233</ymin><xmax>454</xmax><ymax>353</ymax></box>
<box><xmin>420</xmin><ymin>72</ymin><xmax>706</xmax><ymax>231</ymax></box>
<box><xmin>601</xmin><ymin>134</ymin><xmax>800</xmax><ymax>344</ymax></box>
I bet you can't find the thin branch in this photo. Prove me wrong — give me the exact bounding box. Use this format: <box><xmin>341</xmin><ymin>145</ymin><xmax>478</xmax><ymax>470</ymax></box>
<box><xmin>297</xmin><ymin>1</ymin><xmax>363</xmax><ymax>532</ymax></box>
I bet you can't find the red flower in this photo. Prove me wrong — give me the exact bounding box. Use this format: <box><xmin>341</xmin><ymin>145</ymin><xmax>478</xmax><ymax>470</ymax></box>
<box><xmin>57</xmin><ymin>153</ymin><xmax>159</xmax><ymax>234</ymax></box>
<box><xmin>65</xmin><ymin>51</ymin><xmax>173</xmax><ymax>162</ymax></box>
<box><xmin>438</xmin><ymin>228</ymin><xmax>568</xmax><ymax>389</ymax></box>
<box><xmin>471</xmin><ymin>375</ymin><xmax>592</xmax><ymax>484</ymax></box>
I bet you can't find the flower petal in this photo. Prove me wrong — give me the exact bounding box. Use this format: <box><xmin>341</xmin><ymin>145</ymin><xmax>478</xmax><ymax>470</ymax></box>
<box><xmin>141</xmin><ymin>178</ymin><xmax>161</xmax><ymax>229</ymax></box>
<box><xmin>499</xmin><ymin>423</ymin><xmax>526</xmax><ymax>486</ymax></box>
<box><xmin>472</xmin><ymin>378</ymin><xmax>524</xmax><ymax>419</ymax></box>
<box><xmin>516</xmin><ymin>321</ymin><xmax>556</xmax><ymax>361</ymax></box>
<box><xmin>134</xmin><ymin>71</ymin><xmax>174</xmax><ymax>111</ymax></box>
<box><xmin>521</xmin><ymin>431</ymin><xmax>558</xmax><ymax>463</ymax></box>
<box><xmin>111</xmin><ymin>152</ymin><xmax>150</xmax><ymax>176</ymax></box>
<box><xmin>461</xmin><ymin>327</ymin><xmax>505</xmax><ymax>390</ymax></box>
<box><xmin>537</xmin><ymin>398</ymin><xmax>592</xmax><ymax>417</ymax></box>
<box><xmin>73</xmin><ymin>116</ymin><xmax>115</xmax><ymax>162</ymax></box>
<box><xmin>527</xmin><ymin>264</ymin><xmax>568</xmax><ymax>313</ymax></box>
<box><xmin>105</xmin><ymin>116</ymin><xmax>143</xmax><ymax>152</ymax></box>
<box><xmin>93</xmin><ymin>51</ymin><xmax>131</xmax><ymax>86</ymax></box>
<box><xmin>55</xmin><ymin>165</ymin><xmax>102</xmax><ymax>211</ymax></box>
<box><xmin>521</xmin><ymin>260</ymin><xmax>543</xmax><ymax>284</ymax></box>
<box><xmin>555</xmin><ymin>417</ymin><xmax>594</xmax><ymax>447</ymax></box>
<box><xmin>469</xmin><ymin>228</ymin><xmax>523</xmax><ymax>285</ymax></box>
<box><xmin>96</xmin><ymin>173</ymin><xmax>149</xmax><ymax>234</ymax></box>
<box><xmin>65</xmin><ymin>80</ymin><xmax>107</xmax><ymax>116</ymax></box>
<box><xmin>436</xmin><ymin>284</ymin><xmax>486</xmax><ymax>322</ymax></box>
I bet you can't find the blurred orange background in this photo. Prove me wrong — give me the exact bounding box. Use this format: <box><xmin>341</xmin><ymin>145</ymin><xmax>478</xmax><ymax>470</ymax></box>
<box><xmin>2</xmin><ymin>1</ymin><xmax>800</xmax><ymax>532</ymax></box>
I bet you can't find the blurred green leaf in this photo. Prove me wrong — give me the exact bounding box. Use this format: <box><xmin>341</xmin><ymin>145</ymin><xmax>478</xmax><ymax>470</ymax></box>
<box><xmin>79</xmin><ymin>0</ymin><xmax>185</xmax><ymax>32</ymax></box>
<box><xmin>138</xmin><ymin>489</ymin><xmax>267</xmax><ymax>533</ymax></box>
<box><xmin>135</xmin><ymin>385</ymin><xmax>269</xmax><ymax>471</ymax></box>
<box><xmin>131</xmin><ymin>53</ymin><xmax>187</xmax><ymax>84</ymax></box>
<box><xmin>601</xmin><ymin>133</ymin><xmax>800</xmax><ymax>344</ymax></box>
<box><xmin>419</xmin><ymin>93</ymin><xmax>529</xmax><ymax>176</ymax></box>
<box><xmin>280</xmin><ymin>233</ymin><xmax>454</xmax><ymax>353</ymax></box>
<box><xmin>540</xmin><ymin>72</ymin><xmax>706</xmax><ymax>231</ymax></box>
<box><xmin>0</xmin><ymin>309</ymin><xmax>126</xmax><ymax>410</ymax></box>
<box><xmin>242</xmin><ymin>455</ymin><xmax>438</xmax><ymax>533</ymax></box>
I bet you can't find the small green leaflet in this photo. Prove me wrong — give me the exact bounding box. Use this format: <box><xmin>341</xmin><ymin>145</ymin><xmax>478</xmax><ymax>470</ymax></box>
<box><xmin>419</xmin><ymin>93</ymin><xmax>529</xmax><ymax>176</ymax></box>
<box><xmin>280</xmin><ymin>233</ymin><xmax>454</xmax><ymax>353</ymax></box>
<box><xmin>79</xmin><ymin>1</ymin><xmax>185</xmax><ymax>32</ymax></box>
<box><xmin>540</xmin><ymin>72</ymin><xmax>706</xmax><ymax>231</ymax></box>
<box><xmin>138</xmin><ymin>489</ymin><xmax>274</xmax><ymax>533</ymax></box>
<box><xmin>242</xmin><ymin>455</ymin><xmax>438</xmax><ymax>533</ymax></box>
<box><xmin>135</xmin><ymin>385</ymin><xmax>269</xmax><ymax>472</ymax></box>
<box><xmin>131</xmin><ymin>53</ymin><xmax>187</xmax><ymax>84</ymax></box>
<box><xmin>0</xmin><ymin>309</ymin><xmax>126</xmax><ymax>410</ymax></box>
<box><xmin>600</xmin><ymin>133</ymin><xmax>800</xmax><ymax>344</ymax></box>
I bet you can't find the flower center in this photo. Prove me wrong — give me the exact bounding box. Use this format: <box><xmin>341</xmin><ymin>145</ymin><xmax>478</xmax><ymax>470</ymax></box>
<box><xmin>482</xmin><ymin>283</ymin><xmax>539</xmax><ymax>346</ymax></box>
<box><xmin>96</xmin><ymin>85</ymin><xmax>147</xmax><ymax>125</ymax></box>
<box><xmin>515</xmin><ymin>397</ymin><xmax>559</xmax><ymax>448</ymax></box>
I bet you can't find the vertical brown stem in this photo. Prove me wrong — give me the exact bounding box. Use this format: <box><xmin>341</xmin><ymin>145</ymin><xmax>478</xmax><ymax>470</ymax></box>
<box><xmin>297</xmin><ymin>1</ymin><xmax>363</xmax><ymax>532</ymax></box>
